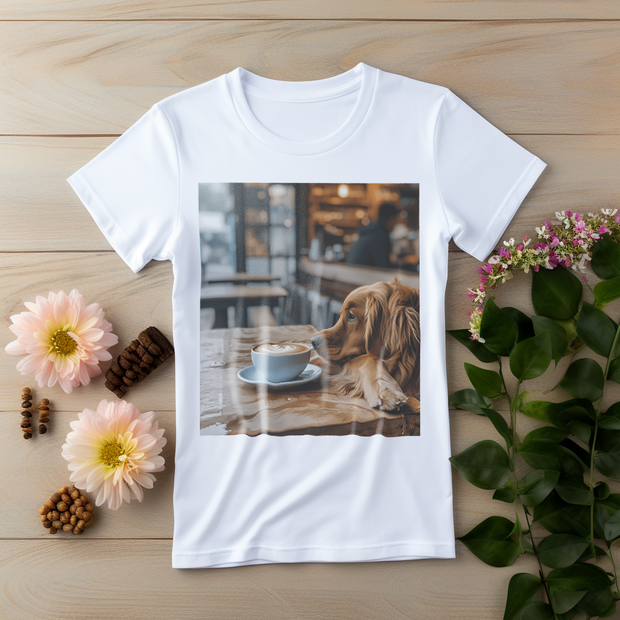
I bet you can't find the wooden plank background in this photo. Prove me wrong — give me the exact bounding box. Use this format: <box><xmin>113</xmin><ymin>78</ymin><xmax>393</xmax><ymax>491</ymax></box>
<box><xmin>1</xmin><ymin>2</ymin><xmax>619</xmax><ymax>618</ymax></box>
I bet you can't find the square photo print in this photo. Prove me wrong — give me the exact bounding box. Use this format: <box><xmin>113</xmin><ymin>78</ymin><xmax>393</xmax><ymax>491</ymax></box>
<box><xmin>199</xmin><ymin>183</ymin><xmax>420</xmax><ymax>437</ymax></box>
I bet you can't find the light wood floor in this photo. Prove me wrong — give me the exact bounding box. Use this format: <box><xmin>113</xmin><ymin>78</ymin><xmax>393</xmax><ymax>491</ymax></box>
<box><xmin>1</xmin><ymin>2</ymin><xmax>619</xmax><ymax>618</ymax></box>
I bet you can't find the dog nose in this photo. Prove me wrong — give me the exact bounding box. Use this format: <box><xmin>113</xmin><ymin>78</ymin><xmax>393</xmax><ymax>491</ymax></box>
<box><xmin>311</xmin><ymin>335</ymin><xmax>323</xmax><ymax>351</ymax></box>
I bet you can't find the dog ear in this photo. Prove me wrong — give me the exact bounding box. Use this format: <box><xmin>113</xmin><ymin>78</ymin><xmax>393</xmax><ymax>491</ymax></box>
<box><xmin>384</xmin><ymin>284</ymin><xmax>420</xmax><ymax>357</ymax></box>
<box><xmin>363</xmin><ymin>289</ymin><xmax>388</xmax><ymax>353</ymax></box>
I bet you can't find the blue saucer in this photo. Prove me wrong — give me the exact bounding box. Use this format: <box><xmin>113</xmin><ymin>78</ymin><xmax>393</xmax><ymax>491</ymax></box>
<box><xmin>237</xmin><ymin>363</ymin><xmax>322</xmax><ymax>389</ymax></box>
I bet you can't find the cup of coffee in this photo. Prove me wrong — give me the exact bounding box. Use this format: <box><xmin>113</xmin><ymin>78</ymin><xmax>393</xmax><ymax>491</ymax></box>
<box><xmin>251</xmin><ymin>343</ymin><xmax>312</xmax><ymax>383</ymax></box>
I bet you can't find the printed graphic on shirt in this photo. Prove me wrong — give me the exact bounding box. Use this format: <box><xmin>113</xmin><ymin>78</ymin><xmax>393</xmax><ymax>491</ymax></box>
<box><xmin>199</xmin><ymin>183</ymin><xmax>420</xmax><ymax>437</ymax></box>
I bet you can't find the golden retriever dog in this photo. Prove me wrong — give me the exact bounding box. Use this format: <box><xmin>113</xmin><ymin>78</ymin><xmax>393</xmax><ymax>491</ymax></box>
<box><xmin>311</xmin><ymin>278</ymin><xmax>420</xmax><ymax>413</ymax></box>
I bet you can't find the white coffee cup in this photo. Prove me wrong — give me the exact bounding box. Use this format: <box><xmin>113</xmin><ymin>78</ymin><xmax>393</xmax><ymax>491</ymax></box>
<box><xmin>251</xmin><ymin>343</ymin><xmax>311</xmax><ymax>383</ymax></box>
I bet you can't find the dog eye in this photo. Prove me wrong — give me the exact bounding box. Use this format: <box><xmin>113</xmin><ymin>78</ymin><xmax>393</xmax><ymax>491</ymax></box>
<box><xmin>347</xmin><ymin>312</ymin><xmax>356</xmax><ymax>322</ymax></box>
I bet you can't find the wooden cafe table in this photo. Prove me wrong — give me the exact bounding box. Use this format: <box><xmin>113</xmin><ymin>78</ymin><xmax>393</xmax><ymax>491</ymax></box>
<box><xmin>200</xmin><ymin>284</ymin><xmax>288</xmax><ymax>328</ymax></box>
<box><xmin>200</xmin><ymin>325</ymin><xmax>420</xmax><ymax>437</ymax></box>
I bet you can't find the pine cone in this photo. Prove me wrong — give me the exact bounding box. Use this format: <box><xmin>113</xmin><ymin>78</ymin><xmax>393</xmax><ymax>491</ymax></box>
<box><xmin>104</xmin><ymin>326</ymin><xmax>174</xmax><ymax>398</ymax></box>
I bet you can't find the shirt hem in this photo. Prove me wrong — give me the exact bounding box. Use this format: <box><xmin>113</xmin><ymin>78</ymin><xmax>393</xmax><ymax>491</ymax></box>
<box><xmin>171</xmin><ymin>541</ymin><xmax>456</xmax><ymax>569</ymax></box>
<box><xmin>468</xmin><ymin>154</ymin><xmax>547</xmax><ymax>262</ymax></box>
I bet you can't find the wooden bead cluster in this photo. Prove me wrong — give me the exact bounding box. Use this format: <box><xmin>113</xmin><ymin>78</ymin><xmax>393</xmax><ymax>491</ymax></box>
<box><xmin>20</xmin><ymin>387</ymin><xmax>34</xmax><ymax>439</ymax></box>
<box><xmin>39</xmin><ymin>484</ymin><xmax>94</xmax><ymax>535</ymax></box>
<box><xmin>38</xmin><ymin>398</ymin><xmax>50</xmax><ymax>434</ymax></box>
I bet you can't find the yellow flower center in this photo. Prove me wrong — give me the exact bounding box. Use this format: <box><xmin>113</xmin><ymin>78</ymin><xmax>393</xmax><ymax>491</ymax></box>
<box><xmin>51</xmin><ymin>329</ymin><xmax>77</xmax><ymax>356</ymax></box>
<box><xmin>101</xmin><ymin>440</ymin><xmax>129</xmax><ymax>468</ymax></box>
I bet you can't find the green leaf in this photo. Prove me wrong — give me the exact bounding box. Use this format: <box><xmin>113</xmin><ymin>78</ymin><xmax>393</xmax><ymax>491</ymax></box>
<box><xmin>480</xmin><ymin>298</ymin><xmax>519</xmax><ymax>356</ymax></box>
<box><xmin>531</xmin><ymin>315</ymin><xmax>568</xmax><ymax>368</ymax></box>
<box><xmin>480</xmin><ymin>408</ymin><xmax>512</xmax><ymax>448</ymax></box>
<box><xmin>509</xmin><ymin>331</ymin><xmax>553</xmax><ymax>381</ymax></box>
<box><xmin>556</xmin><ymin>318</ymin><xmax>580</xmax><ymax>351</ymax></box>
<box><xmin>546</xmin><ymin>563</ymin><xmax>613</xmax><ymax>592</ymax></box>
<box><xmin>575</xmin><ymin>301</ymin><xmax>617</xmax><ymax>358</ymax></box>
<box><xmin>560</xmin><ymin>439</ymin><xmax>590</xmax><ymax>469</ymax></box>
<box><xmin>532</xmin><ymin>265</ymin><xmax>583</xmax><ymax>321</ymax></box>
<box><xmin>521</xmin><ymin>427</ymin><xmax>570</xmax><ymax>447</ymax></box>
<box><xmin>519</xmin><ymin>400</ymin><xmax>554</xmax><ymax>423</ymax></box>
<box><xmin>590</xmin><ymin>233</ymin><xmax>620</xmax><ymax>280</ymax></box>
<box><xmin>598</xmin><ymin>415</ymin><xmax>620</xmax><ymax>430</ymax></box>
<box><xmin>448</xmin><ymin>388</ymin><xmax>492</xmax><ymax>414</ymax></box>
<box><xmin>607</xmin><ymin>356</ymin><xmax>620</xmax><ymax>385</ymax></box>
<box><xmin>519</xmin><ymin>601</ymin><xmax>554</xmax><ymax>620</ymax></box>
<box><xmin>449</xmin><ymin>440</ymin><xmax>511</xmax><ymax>490</ymax></box>
<box><xmin>459</xmin><ymin>516</ymin><xmax>521</xmax><ymax>567</ymax></box>
<box><xmin>534</xmin><ymin>492</ymin><xmax>590</xmax><ymax>538</ymax></box>
<box><xmin>557</xmin><ymin>445</ymin><xmax>588</xmax><ymax>477</ymax></box>
<box><xmin>567</xmin><ymin>420</ymin><xmax>591</xmax><ymax>445</ymax></box>
<box><xmin>493</xmin><ymin>482</ymin><xmax>517</xmax><ymax>503</ymax></box>
<box><xmin>574</xmin><ymin>589</ymin><xmax>616</xmax><ymax>619</ymax></box>
<box><xmin>593</xmin><ymin>275</ymin><xmax>620</xmax><ymax>309</ymax></box>
<box><xmin>536</xmin><ymin>534</ymin><xmax>590</xmax><ymax>569</ymax></box>
<box><xmin>447</xmin><ymin>329</ymin><xmax>499</xmax><ymax>363</ymax></box>
<box><xmin>600</xmin><ymin>599</ymin><xmax>617</xmax><ymax>618</ymax></box>
<box><xmin>503</xmin><ymin>573</ymin><xmax>541</xmax><ymax>620</ymax></box>
<box><xmin>595</xmin><ymin>481</ymin><xmax>611</xmax><ymax>500</ymax></box>
<box><xmin>559</xmin><ymin>358</ymin><xmax>604</xmax><ymax>402</ymax></box>
<box><xmin>555</xmin><ymin>476</ymin><xmax>593</xmax><ymax>506</ymax></box>
<box><xmin>517</xmin><ymin>470</ymin><xmax>560</xmax><ymax>507</ymax></box>
<box><xmin>463</xmin><ymin>362</ymin><xmax>503</xmax><ymax>398</ymax></box>
<box><xmin>604</xmin><ymin>509</ymin><xmax>620</xmax><ymax>541</ymax></box>
<box><xmin>593</xmin><ymin>495</ymin><xmax>620</xmax><ymax>541</ymax></box>
<box><xmin>594</xmin><ymin>430</ymin><xmax>620</xmax><ymax>479</ymax></box>
<box><xmin>517</xmin><ymin>440</ymin><xmax>562</xmax><ymax>471</ymax></box>
<box><xmin>503</xmin><ymin>307</ymin><xmax>535</xmax><ymax>343</ymax></box>
<box><xmin>548</xmin><ymin>589</ymin><xmax>587</xmax><ymax>615</ymax></box>
<box><xmin>519</xmin><ymin>399</ymin><xmax>594</xmax><ymax>429</ymax></box>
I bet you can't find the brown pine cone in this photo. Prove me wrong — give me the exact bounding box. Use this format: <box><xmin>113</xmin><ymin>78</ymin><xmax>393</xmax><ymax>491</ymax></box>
<box><xmin>104</xmin><ymin>326</ymin><xmax>174</xmax><ymax>398</ymax></box>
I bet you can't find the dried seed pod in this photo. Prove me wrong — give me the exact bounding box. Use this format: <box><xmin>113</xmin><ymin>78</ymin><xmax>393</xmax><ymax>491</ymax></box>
<box><xmin>105</xmin><ymin>326</ymin><xmax>174</xmax><ymax>398</ymax></box>
<box><xmin>38</xmin><ymin>399</ymin><xmax>50</xmax><ymax>435</ymax></box>
<box><xmin>20</xmin><ymin>388</ymin><xmax>33</xmax><ymax>439</ymax></box>
<box><xmin>41</xmin><ymin>486</ymin><xmax>94</xmax><ymax>534</ymax></box>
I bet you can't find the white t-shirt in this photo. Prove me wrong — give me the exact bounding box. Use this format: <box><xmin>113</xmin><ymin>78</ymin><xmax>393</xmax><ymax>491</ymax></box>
<box><xmin>67</xmin><ymin>62</ymin><xmax>546</xmax><ymax>569</ymax></box>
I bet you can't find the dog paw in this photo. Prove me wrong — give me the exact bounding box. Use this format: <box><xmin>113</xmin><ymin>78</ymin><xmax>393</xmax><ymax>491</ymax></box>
<box><xmin>369</xmin><ymin>381</ymin><xmax>408</xmax><ymax>412</ymax></box>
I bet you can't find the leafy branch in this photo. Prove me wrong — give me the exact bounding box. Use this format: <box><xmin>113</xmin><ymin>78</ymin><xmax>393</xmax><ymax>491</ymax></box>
<box><xmin>448</xmin><ymin>234</ymin><xmax>620</xmax><ymax>620</ymax></box>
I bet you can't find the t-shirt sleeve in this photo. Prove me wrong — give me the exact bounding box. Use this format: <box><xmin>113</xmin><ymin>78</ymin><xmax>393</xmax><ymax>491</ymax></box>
<box><xmin>67</xmin><ymin>103</ymin><xmax>180</xmax><ymax>274</ymax></box>
<box><xmin>434</xmin><ymin>89</ymin><xmax>547</xmax><ymax>262</ymax></box>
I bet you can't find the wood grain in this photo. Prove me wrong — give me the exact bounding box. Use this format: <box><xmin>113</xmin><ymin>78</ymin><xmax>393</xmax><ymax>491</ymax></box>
<box><xmin>2</xmin><ymin>2</ymin><xmax>620</xmax><ymax>618</ymax></box>
<box><xmin>0</xmin><ymin>538</ymin><xmax>541</xmax><ymax>620</ymax></box>
<box><xmin>0</xmin><ymin>0</ymin><xmax>618</xmax><ymax>21</ymax></box>
<box><xmin>0</xmin><ymin>21</ymin><xmax>619</xmax><ymax>134</ymax></box>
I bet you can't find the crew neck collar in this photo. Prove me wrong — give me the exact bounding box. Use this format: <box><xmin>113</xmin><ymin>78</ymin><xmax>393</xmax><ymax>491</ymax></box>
<box><xmin>225</xmin><ymin>62</ymin><xmax>377</xmax><ymax>156</ymax></box>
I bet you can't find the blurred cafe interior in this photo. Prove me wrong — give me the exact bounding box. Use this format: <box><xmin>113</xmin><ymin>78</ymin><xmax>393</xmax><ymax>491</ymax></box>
<box><xmin>199</xmin><ymin>183</ymin><xmax>420</xmax><ymax>331</ymax></box>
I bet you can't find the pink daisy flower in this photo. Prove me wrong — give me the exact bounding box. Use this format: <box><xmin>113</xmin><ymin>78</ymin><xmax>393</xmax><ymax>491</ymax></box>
<box><xmin>61</xmin><ymin>399</ymin><xmax>167</xmax><ymax>510</ymax></box>
<box><xmin>4</xmin><ymin>289</ymin><xmax>119</xmax><ymax>393</ymax></box>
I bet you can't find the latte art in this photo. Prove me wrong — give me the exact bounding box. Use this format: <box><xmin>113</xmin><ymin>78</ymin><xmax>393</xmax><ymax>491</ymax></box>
<box><xmin>252</xmin><ymin>343</ymin><xmax>310</xmax><ymax>356</ymax></box>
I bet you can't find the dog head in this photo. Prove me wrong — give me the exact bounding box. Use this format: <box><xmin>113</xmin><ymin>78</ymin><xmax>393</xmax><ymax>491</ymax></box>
<box><xmin>311</xmin><ymin>279</ymin><xmax>420</xmax><ymax>365</ymax></box>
